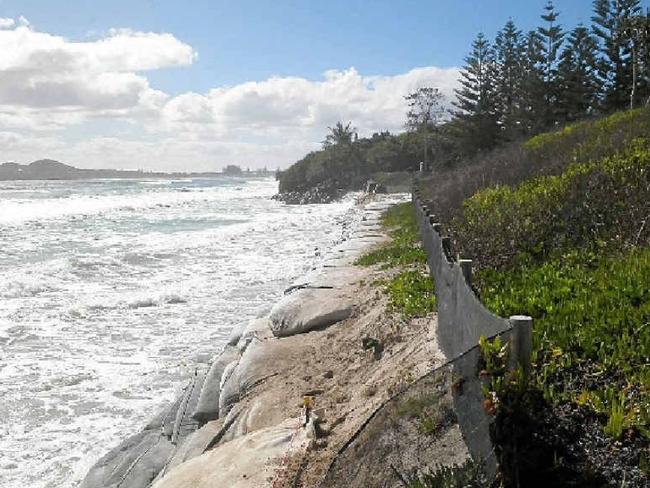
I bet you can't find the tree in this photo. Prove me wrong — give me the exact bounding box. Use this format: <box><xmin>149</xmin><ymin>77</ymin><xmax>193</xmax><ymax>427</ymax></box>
<box><xmin>322</xmin><ymin>121</ymin><xmax>357</xmax><ymax>148</ymax></box>
<box><xmin>538</xmin><ymin>1</ymin><xmax>565</xmax><ymax>125</ymax></box>
<box><xmin>494</xmin><ymin>20</ymin><xmax>527</xmax><ymax>139</ymax></box>
<box><xmin>520</xmin><ymin>30</ymin><xmax>546</xmax><ymax>133</ymax></box>
<box><xmin>620</xmin><ymin>10</ymin><xmax>650</xmax><ymax>108</ymax></box>
<box><xmin>591</xmin><ymin>0</ymin><xmax>642</xmax><ymax>111</ymax></box>
<box><xmin>404</xmin><ymin>87</ymin><xmax>445</xmax><ymax>168</ymax></box>
<box><xmin>557</xmin><ymin>26</ymin><xmax>602</xmax><ymax>121</ymax></box>
<box><xmin>453</xmin><ymin>33</ymin><xmax>501</xmax><ymax>152</ymax></box>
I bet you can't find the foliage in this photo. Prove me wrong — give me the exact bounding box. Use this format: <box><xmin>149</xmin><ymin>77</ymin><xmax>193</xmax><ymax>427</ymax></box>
<box><xmin>277</xmin><ymin>130</ymin><xmax>423</xmax><ymax>194</ymax></box>
<box><xmin>405</xmin><ymin>87</ymin><xmax>445</xmax><ymax>132</ymax></box>
<box><xmin>407</xmin><ymin>460</ymin><xmax>491</xmax><ymax>488</ymax></box>
<box><xmin>478</xmin><ymin>248</ymin><xmax>650</xmax><ymax>439</ymax></box>
<box><xmin>322</xmin><ymin>121</ymin><xmax>357</xmax><ymax>148</ymax></box>
<box><xmin>357</xmin><ymin>203</ymin><xmax>435</xmax><ymax>318</ymax></box>
<box><xmin>381</xmin><ymin>270</ymin><xmax>436</xmax><ymax>319</ymax></box>
<box><xmin>280</xmin><ymin>2</ymin><xmax>650</xmax><ymax>198</ymax></box>
<box><xmin>356</xmin><ymin>202</ymin><xmax>426</xmax><ymax>268</ymax></box>
<box><xmin>449</xmin><ymin>131</ymin><xmax>650</xmax><ymax>272</ymax></box>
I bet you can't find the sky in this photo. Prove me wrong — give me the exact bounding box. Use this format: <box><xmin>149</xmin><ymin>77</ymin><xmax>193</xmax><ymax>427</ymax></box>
<box><xmin>0</xmin><ymin>0</ymin><xmax>643</xmax><ymax>171</ymax></box>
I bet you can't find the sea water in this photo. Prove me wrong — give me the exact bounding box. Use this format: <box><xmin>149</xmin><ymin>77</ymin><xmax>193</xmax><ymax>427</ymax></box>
<box><xmin>0</xmin><ymin>177</ymin><xmax>358</xmax><ymax>488</ymax></box>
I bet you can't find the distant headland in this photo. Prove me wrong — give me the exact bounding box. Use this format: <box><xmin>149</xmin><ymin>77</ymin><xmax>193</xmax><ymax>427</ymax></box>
<box><xmin>0</xmin><ymin>160</ymin><xmax>273</xmax><ymax>181</ymax></box>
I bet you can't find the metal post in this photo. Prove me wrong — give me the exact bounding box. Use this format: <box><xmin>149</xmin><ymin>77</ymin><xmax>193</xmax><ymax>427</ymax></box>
<box><xmin>509</xmin><ymin>315</ymin><xmax>533</xmax><ymax>378</ymax></box>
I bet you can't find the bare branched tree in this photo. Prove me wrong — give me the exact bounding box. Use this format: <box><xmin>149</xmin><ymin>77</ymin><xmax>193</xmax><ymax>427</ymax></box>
<box><xmin>404</xmin><ymin>87</ymin><xmax>445</xmax><ymax>168</ymax></box>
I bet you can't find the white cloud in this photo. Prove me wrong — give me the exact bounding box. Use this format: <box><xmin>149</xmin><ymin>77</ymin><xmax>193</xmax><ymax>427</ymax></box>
<box><xmin>0</xmin><ymin>20</ymin><xmax>194</xmax><ymax>111</ymax></box>
<box><xmin>159</xmin><ymin>66</ymin><xmax>459</xmax><ymax>139</ymax></box>
<box><xmin>0</xmin><ymin>19</ymin><xmax>459</xmax><ymax>170</ymax></box>
<box><xmin>0</xmin><ymin>18</ymin><xmax>15</xmax><ymax>29</ymax></box>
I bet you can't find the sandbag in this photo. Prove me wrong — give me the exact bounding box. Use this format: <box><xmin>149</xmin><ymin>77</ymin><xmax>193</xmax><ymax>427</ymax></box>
<box><xmin>192</xmin><ymin>346</ymin><xmax>240</xmax><ymax>423</ymax></box>
<box><xmin>79</xmin><ymin>430</ymin><xmax>174</xmax><ymax>488</ymax></box>
<box><xmin>151</xmin><ymin>418</ymin><xmax>308</xmax><ymax>488</ymax></box>
<box><xmin>269</xmin><ymin>287</ymin><xmax>354</xmax><ymax>337</ymax></box>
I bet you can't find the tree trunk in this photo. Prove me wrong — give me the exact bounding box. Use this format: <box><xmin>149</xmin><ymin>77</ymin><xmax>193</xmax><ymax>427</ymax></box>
<box><xmin>423</xmin><ymin>131</ymin><xmax>428</xmax><ymax>171</ymax></box>
<box><xmin>631</xmin><ymin>45</ymin><xmax>637</xmax><ymax>110</ymax></box>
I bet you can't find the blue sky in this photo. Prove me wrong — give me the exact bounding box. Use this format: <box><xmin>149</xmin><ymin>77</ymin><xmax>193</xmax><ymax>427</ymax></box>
<box><xmin>0</xmin><ymin>0</ymin><xmax>647</xmax><ymax>170</ymax></box>
<box><xmin>1</xmin><ymin>0</ymin><xmax>608</xmax><ymax>94</ymax></box>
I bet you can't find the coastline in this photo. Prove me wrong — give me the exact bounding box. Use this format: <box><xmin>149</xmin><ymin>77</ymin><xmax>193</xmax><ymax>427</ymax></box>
<box><xmin>78</xmin><ymin>193</ymin><xmax>421</xmax><ymax>487</ymax></box>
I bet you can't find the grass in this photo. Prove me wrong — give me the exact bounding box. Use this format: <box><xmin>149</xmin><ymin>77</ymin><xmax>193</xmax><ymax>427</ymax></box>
<box><xmin>356</xmin><ymin>202</ymin><xmax>426</xmax><ymax>268</ymax></box>
<box><xmin>451</xmin><ymin>138</ymin><xmax>650</xmax><ymax>272</ymax></box>
<box><xmin>357</xmin><ymin>202</ymin><xmax>435</xmax><ymax>318</ymax></box>
<box><xmin>382</xmin><ymin>271</ymin><xmax>436</xmax><ymax>319</ymax></box>
<box><xmin>407</xmin><ymin>460</ymin><xmax>489</xmax><ymax>488</ymax></box>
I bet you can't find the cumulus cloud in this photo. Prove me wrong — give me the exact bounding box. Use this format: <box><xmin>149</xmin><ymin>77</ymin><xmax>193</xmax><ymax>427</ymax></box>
<box><xmin>160</xmin><ymin>66</ymin><xmax>459</xmax><ymax>139</ymax></box>
<box><xmin>0</xmin><ymin>19</ymin><xmax>193</xmax><ymax>112</ymax></box>
<box><xmin>0</xmin><ymin>18</ymin><xmax>460</xmax><ymax>170</ymax></box>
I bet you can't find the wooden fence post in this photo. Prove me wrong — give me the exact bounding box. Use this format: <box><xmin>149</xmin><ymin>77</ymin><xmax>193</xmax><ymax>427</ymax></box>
<box><xmin>509</xmin><ymin>315</ymin><xmax>533</xmax><ymax>378</ymax></box>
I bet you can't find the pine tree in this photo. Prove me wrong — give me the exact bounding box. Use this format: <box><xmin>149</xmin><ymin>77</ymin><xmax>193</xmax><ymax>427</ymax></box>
<box><xmin>519</xmin><ymin>30</ymin><xmax>546</xmax><ymax>134</ymax></box>
<box><xmin>557</xmin><ymin>26</ymin><xmax>602</xmax><ymax>121</ymax></box>
<box><xmin>635</xmin><ymin>9</ymin><xmax>650</xmax><ymax>105</ymax></box>
<box><xmin>453</xmin><ymin>33</ymin><xmax>500</xmax><ymax>151</ymax></box>
<box><xmin>538</xmin><ymin>1</ymin><xmax>565</xmax><ymax>126</ymax></box>
<box><xmin>591</xmin><ymin>0</ymin><xmax>642</xmax><ymax>111</ymax></box>
<box><xmin>494</xmin><ymin>20</ymin><xmax>527</xmax><ymax>140</ymax></box>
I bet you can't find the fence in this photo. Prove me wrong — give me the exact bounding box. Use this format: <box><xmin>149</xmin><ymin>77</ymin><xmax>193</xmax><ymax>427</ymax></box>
<box><xmin>319</xmin><ymin>191</ymin><xmax>533</xmax><ymax>487</ymax></box>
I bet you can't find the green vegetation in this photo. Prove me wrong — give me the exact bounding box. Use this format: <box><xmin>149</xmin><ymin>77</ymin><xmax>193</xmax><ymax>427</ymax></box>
<box><xmin>278</xmin><ymin>130</ymin><xmax>422</xmax><ymax>195</ymax></box>
<box><xmin>356</xmin><ymin>203</ymin><xmax>435</xmax><ymax>319</ymax></box>
<box><xmin>479</xmin><ymin>249</ymin><xmax>650</xmax><ymax>438</ymax></box>
<box><xmin>418</xmin><ymin>107</ymin><xmax>649</xmax><ymax>483</ymax></box>
<box><xmin>356</xmin><ymin>202</ymin><xmax>425</xmax><ymax>268</ymax></box>
<box><xmin>398</xmin><ymin>393</ymin><xmax>447</xmax><ymax>435</ymax></box>
<box><xmin>452</xmin><ymin>137</ymin><xmax>650</xmax><ymax>271</ymax></box>
<box><xmin>280</xmin><ymin>2</ymin><xmax>650</xmax><ymax>199</ymax></box>
<box><xmin>407</xmin><ymin>460</ymin><xmax>489</xmax><ymax>488</ymax></box>
<box><xmin>382</xmin><ymin>271</ymin><xmax>436</xmax><ymax>319</ymax></box>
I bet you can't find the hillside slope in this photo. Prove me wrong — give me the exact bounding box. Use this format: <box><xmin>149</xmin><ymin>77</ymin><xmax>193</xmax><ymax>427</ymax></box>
<box><xmin>417</xmin><ymin>108</ymin><xmax>649</xmax><ymax>486</ymax></box>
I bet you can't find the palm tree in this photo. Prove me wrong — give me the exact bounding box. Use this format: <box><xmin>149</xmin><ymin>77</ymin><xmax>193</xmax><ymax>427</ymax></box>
<box><xmin>322</xmin><ymin>121</ymin><xmax>358</xmax><ymax>148</ymax></box>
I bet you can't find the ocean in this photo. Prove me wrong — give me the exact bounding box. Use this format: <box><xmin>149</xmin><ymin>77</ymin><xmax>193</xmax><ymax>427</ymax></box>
<box><xmin>0</xmin><ymin>177</ymin><xmax>358</xmax><ymax>488</ymax></box>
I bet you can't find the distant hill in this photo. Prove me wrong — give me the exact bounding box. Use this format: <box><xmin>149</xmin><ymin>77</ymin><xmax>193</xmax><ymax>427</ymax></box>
<box><xmin>0</xmin><ymin>160</ymin><xmax>272</xmax><ymax>181</ymax></box>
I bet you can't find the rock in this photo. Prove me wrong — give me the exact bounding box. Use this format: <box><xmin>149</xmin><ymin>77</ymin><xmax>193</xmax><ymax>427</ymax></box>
<box><xmin>323</xmin><ymin>370</ymin><xmax>334</xmax><ymax>379</ymax></box>
<box><xmin>269</xmin><ymin>287</ymin><xmax>354</xmax><ymax>337</ymax></box>
<box><xmin>272</xmin><ymin>181</ymin><xmax>345</xmax><ymax>205</ymax></box>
